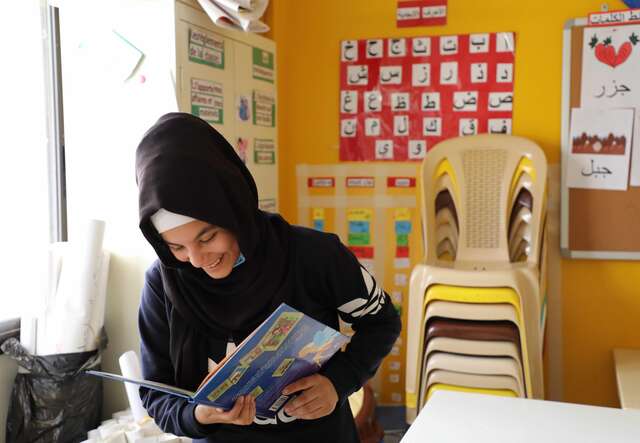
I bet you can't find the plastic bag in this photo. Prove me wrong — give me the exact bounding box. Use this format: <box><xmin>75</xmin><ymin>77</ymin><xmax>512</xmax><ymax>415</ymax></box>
<box><xmin>1</xmin><ymin>332</ymin><xmax>107</xmax><ymax>443</ymax></box>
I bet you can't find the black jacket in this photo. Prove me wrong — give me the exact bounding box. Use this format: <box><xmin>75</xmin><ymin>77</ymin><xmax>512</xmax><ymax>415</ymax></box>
<box><xmin>139</xmin><ymin>225</ymin><xmax>401</xmax><ymax>442</ymax></box>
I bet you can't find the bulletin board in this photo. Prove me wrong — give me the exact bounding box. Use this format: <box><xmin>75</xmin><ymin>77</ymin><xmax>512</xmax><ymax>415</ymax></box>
<box><xmin>176</xmin><ymin>1</ymin><xmax>278</xmax><ymax>212</ymax></box>
<box><xmin>339</xmin><ymin>32</ymin><xmax>516</xmax><ymax>161</ymax></box>
<box><xmin>297</xmin><ymin>163</ymin><xmax>422</xmax><ymax>406</ymax></box>
<box><xmin>561</xmin><ymin>16</ymin><xmax>640</xmax><ymax>259</ymax></box>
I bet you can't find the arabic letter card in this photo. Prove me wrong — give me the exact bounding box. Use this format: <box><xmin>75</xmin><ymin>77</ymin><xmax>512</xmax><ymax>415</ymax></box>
<box><xmin>566</xmin><ymin>107</ymin><xmax>635</xmax><ymax>190</ymax></box>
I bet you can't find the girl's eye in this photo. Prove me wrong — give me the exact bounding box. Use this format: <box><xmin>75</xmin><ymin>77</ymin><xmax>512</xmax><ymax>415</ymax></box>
<box><xmin>200</xmin><ymin>232</ymin><xmax>217</xmax><ymax>243</ymax></box>
<box><xmin>169</xmin><ymin>245</ymin><xmax>184</xmax><ymax>251</ymax></box>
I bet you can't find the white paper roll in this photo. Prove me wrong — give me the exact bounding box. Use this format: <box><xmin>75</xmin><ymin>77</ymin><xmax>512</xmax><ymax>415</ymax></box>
<box><xmin>86</xmin><ymin>251</ymin><xmax>110</xmax><ymax>351</ymax></box>
<box><xmin>22</xmin><ymin>242</ymin><xmax>67</xmax><ymax>355</ymax></box>
<box><xmin>39</xmin><ymin>219</ymin><xmax>106</xmax><ymax>354</ymax></box>
<box><xmin>119</xmin><ymin>351</ymin><xmax>150</xmax><ymax>423</ymax></box>
<box><xmin>48</xmin><ymin>242</ymin><xmax>68</xmax><ymax>304</ymax></box>
<box><xmin>19</xmin><ymin>316</ymin><xmax>37</xmax><ymax>355</ymax></box>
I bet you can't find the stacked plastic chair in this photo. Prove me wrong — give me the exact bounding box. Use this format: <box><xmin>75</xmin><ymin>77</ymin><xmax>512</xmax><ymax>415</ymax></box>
<box><xmin>405</xmin><ymin>134</ymin><xmax>548</xmax><ymax>423</ymax></box>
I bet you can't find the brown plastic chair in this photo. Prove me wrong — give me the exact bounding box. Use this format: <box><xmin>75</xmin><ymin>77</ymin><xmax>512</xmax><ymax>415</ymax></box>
<box><xmin>425</xmin><ymin>317</ymin><xmax>521</xmax><ymax>345</ymax></box>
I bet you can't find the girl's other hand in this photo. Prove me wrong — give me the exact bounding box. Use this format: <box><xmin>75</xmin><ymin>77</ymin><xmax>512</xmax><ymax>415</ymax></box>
<box><xmin>194</xmin><ymin>395</ymin><xmax>256</xmax><ymax>425</ymax></box>
<box><xmin>282</xmin><ymin>374</ymin><xmax>338</xmax><ymax>420</ymax></box>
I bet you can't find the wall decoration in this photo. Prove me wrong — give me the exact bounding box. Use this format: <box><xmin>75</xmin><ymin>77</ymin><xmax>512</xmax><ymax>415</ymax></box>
<box><xmin>397</xmin><ymin>0</ymin><xmax>447</xmax><ymax>28</ymax></box>
<box><xmin>339</xmin><ymin>32</ymin><xmax>516</xmax><ymax>161</ymax></box>
<box><xmin>580</xmin><ymin>24</ymin><xmax>640</xmax><ymax>185</ymax></box>
<box><xmin>567</xmin><ymin>107</ymin><xmax>634</xmax><ymax>190</ymax></box>
<box><xmin>297</xmin><ymin>163</ymin><xmax>420</xmax><ymax>405</ymax></box>
<box><xmin>589</xmin><ymin>8</ymin><xmax>640</xmax><ymax>25</ymax></box>
<box><xmin>253</xmin><ymin>47</ymin><xmax>275</xmax><ymax>83</ymax></box>
<box><xmin>236</xmin><ymin>136</ymin><xmax>249</xmax><ymax>163</ymax></box>
<box><xmin>189</xmin><ymin>28</ymin><xmax>225</xmax><ymax>69</ymax></box>
<box><xmin>191</xmin><ymin>78</ymin><xmax>224</xmax><ymax>124</ymax></box>
<box><xmin>181</xmin><ymin>20</ymin><xmax>278</xmax><ymax>211</ymax></box>
<box><xmin>253</xmin><ymin>90</ymin><xmax>275</xmax><ymax>127</ymax></box>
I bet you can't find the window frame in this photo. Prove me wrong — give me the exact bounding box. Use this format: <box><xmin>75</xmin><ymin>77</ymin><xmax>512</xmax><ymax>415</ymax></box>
<box><xmin>0</xmin><ymin>4</ymin><xmax>67</xmax><ymax>348</ymax></box>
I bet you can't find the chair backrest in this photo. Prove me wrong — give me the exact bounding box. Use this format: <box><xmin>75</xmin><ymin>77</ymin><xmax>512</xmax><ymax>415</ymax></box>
<box><xmin>420</xmin><ymin>134</ymin><xmax>547</xmax><ymax>265</ymax></box>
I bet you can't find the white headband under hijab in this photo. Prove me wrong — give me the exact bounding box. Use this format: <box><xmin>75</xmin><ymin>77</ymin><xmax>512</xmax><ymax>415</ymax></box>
<box><xmin>151</xmin><ymin>208</ymin><xmax>196</xmax><ymax>233</ymax></box>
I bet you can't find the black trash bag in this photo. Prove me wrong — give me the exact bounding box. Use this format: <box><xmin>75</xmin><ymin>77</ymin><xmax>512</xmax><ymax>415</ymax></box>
<box><xmin>1</xmin><ymin>331</ymin><xmax>107</xmax><ymax>443</ymax></box>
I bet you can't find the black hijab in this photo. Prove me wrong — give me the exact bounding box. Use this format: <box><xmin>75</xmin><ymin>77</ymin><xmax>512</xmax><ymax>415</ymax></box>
<box><xmin>136</xmin><ymin>113</ymin><xmax>291</xmax><ymax>387</ymax></box>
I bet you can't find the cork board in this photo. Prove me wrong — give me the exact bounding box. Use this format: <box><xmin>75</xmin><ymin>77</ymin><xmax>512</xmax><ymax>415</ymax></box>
<box><xmin>561</xmin><ymin>20</ymin><xmax>640</xmax><ymax>258</ymax></box>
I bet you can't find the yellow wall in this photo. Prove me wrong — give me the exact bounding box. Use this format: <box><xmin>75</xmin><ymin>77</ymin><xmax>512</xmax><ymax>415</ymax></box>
<box><xmin>271</xmin><ymin>0</ymin><xmax>640</xmax><ymax>407</ymax></box>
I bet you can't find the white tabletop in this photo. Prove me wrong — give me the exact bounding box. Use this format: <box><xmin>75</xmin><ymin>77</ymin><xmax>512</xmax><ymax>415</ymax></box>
<box><xmin>401</xmin><ymin>391</ymin><xmax>640</xmax><ymax>443</ymax></box>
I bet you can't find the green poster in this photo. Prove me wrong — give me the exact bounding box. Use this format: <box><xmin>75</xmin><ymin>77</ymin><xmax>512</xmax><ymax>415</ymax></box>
<box><xmin>252</xmin><ymin>47</ymin><xmax>274</xmax><ymax>83</ymax></box>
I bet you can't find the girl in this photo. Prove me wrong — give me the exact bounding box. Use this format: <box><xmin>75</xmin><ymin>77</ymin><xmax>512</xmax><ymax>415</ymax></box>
<box><xmin>135</xmin><ymin>113</ymin><xmax>401</xmax><ymax>442</ymax></box>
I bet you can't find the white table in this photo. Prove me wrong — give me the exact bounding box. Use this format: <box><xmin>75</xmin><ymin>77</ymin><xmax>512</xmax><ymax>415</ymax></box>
<box><xmin>401</xmin><ymin>391</ymin><xmax>640</xmax><ymax>442</ymax></box>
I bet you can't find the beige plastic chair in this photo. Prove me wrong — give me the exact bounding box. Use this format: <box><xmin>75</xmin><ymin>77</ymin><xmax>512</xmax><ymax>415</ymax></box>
<box><xmin>425</xmin><ymin>383</ymin><xmax>517</xmax><ymax>402</ymax></box>
<box><xmin>436</xmin><ymin>223</ymin><xmax>459</xmax><ymax>254</ymax></box>
<box><xmin>421</xmin><ymin>337</ymin><xmax>524</xmax><ymax>404</ymax></box>
<box><xmin>423</xmin><ymin>136</ymin><xmax>546</xmax><ymax>265</ymax></box>
<box><xmin>420</xmin><ymin>352</ymin><xmax>524</xmax><ymax>406</ymax></box>
<box><xmin>422</xmin><ymin>318</ymin><xmax>523</xmax><ymax>395</ymax></box>
<box><xmin>426</xmin><ymin>369</ymin><xmax>523</xmax><ymax>397</ymax></box>
<box><xmin>406</xmin><ymin>135</ymin><xmax>547</xmax><ymax>422</ymax></box>
<box><xmin>407</xmin><ymin>274</ymin><xmax>548</xmax><ymax>418</ymax></box>
<box><xmin>424</xmin><ymin>300</ymin><xmax>520</xmax><ymax>324</ymax></box>
<box><xmin>425</xmin><ymin>352</ymin><xmax>524</xmax><ymax>381</ymax></box>
<box><xmin>424</xmin><ymin>337</ymin><xmax>522</xmax><ymax>370</ymax></box>
<box><xmin>420</xmin><ymin>337</ymin><xmax>524</xmax><ymax>406</ymax></box>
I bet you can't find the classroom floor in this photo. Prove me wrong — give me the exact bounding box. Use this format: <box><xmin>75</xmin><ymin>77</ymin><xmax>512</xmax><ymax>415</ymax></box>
<box><xmin>376</xmin><ymin>406</ymin><xmax>409</xmax><ymax>442</ymax></box>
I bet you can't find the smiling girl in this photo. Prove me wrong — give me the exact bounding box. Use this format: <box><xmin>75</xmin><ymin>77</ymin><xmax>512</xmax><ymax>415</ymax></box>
<box><xmin>135</xmin><ymin>113</ymin><xmax>400</xmax><ymax>443</ymax></box>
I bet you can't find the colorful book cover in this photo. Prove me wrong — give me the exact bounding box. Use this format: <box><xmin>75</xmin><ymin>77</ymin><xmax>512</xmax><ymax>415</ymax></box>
<box><xmin>87</xmin><ymin>303</ymin><xmax>350</xmax><ymax>418</ymax></box>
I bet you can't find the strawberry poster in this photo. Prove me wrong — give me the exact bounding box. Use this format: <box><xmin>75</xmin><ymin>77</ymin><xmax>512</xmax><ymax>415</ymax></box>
<box><xmin>339</xmin><ymin>32</ymin><xmax>515</xmax><ymax>161</ymax></box>
<box><xmin>580</xmin><ymin>24</ymin><xmax>640</xmax><ymax>185</ymax></box>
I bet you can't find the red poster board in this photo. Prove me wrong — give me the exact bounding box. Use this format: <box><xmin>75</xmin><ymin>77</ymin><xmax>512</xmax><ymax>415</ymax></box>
<box><xmin>339</xmin><ymin>33</ymin><xmax>516</xmax><ymax>161</ymax></box>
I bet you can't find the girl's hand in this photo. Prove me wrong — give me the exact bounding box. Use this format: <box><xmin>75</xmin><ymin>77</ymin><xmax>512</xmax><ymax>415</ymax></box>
<box><xmin>282</xmin><ymin>374</ymin><xmax>338</xmax><ymax>420</ymax></box>
<box><xmin>194</xmin><ymin>395</ymin><xmax>256</xmax><ymax>425</ymax></box>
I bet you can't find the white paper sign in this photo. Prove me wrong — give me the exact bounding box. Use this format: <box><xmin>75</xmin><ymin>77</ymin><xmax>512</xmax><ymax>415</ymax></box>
<box><xmin>580</xmin><ymin>25</ymin><xmax>640</xmax><ymax>185</ymax></box>
<box><xmin>394</xmin><ymin>273</ymin><xmax>408</xmax><ymax>286</ymax></box>
<box><xmin>566</xmin><ymin>107</ymin><xmax>635</xmax><ymax>190</ymax></box>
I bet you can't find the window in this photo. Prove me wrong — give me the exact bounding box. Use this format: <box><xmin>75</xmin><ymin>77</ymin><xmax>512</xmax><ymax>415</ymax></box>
<box><xmin>0</xmin><ymin>2</ymin><xmax>64</xmax><ymax>326</ymax></box>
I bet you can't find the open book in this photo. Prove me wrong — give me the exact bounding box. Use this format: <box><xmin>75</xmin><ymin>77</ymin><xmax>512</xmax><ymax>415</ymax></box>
<box><xmin>87</xmin><ymin>303</ymin><xmax>349</xmax><ymax>418</ymax></box>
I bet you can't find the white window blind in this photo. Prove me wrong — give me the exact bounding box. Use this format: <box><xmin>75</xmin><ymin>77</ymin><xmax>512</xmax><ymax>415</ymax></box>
<box><xmin>0</xmin><ymin>1</ymin><xmax>52</xmax><ymax>322</ymax></box>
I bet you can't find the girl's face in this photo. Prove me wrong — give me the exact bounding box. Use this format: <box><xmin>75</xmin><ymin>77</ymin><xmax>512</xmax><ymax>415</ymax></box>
<box><xmin>161</xmin><ymin>219</ymin><xmax>240</xmax><ymax>279</ymax></box>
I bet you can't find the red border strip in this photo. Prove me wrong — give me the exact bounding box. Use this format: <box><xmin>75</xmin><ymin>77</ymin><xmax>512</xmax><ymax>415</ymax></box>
<box><xmin>307</xmin><ymin>177</ymin><xmax>335</xmax><ymax>188</ymax></box>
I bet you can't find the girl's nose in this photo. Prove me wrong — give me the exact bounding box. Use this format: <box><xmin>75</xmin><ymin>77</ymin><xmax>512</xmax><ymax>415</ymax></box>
<box><xmin>188</xmin><ymin>248</ymin><xmax>206</xmax><ymax>268</ymax></box>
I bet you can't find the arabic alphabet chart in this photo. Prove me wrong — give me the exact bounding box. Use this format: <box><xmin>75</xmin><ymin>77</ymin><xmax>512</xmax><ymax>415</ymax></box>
<box><xmin>580</xmin><ymin>24</ymin><xmax>640</xmax><ymax>185</ymax></box>
<box><xmin>567</xmin><ymin>107</ymin><xmax>635</xmax><ymax>191</ymax></box>
<box><xmin>396</xmin><ymin>0</ymin><xmax>447</xmax><ymax>28</ymax></box>
<box><xmin>339</xmin><ymin>33</ymin><xmax>515</xmax><ymax>161</ymax></box>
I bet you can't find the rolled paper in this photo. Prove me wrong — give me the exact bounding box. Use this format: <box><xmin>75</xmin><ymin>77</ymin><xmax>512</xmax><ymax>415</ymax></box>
<box><xmin>119</xmin><ymin>351</ymin><xmax>150</xmax><ymax>423</ymax></box>
<box><xmin>39</xmin><ymin>220</ymin><xmax>106</xmax><ymax>354</ymax></box>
